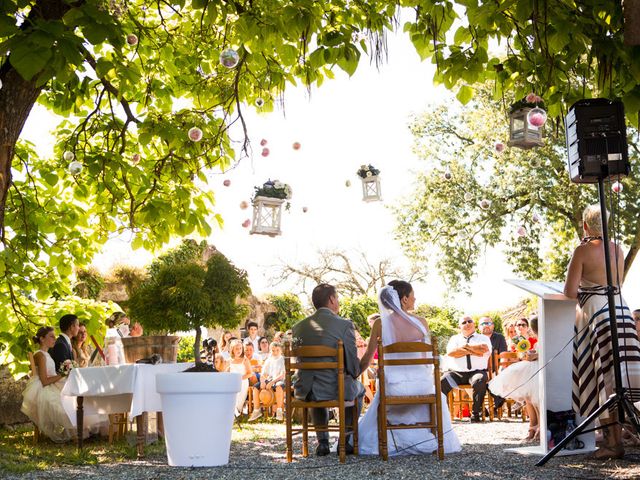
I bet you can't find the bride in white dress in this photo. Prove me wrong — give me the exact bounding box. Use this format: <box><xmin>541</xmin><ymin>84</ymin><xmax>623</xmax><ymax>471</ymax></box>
<box><xmin>21</xmin><ymin>326</ymin><xmax>74</xmax><ymax>442</ymax></box>
<box><xmin>357</xmin><ymin>281</ymin><xmax>461</xmax><ymax>456</ymax></box>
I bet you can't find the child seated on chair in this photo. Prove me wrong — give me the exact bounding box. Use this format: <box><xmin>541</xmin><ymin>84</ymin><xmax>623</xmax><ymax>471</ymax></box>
<box><xmin>249</xmin><ymin>342</ymin><xmax>285</xmax><ymax>421</ymax></box>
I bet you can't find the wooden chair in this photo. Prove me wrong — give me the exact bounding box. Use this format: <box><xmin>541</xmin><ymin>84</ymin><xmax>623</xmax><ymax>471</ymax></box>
<box><xmin>108</xmin><ymin>413</ymin><xmax>128</xmax><ymax>443</ymax></box>
<box><xmin>496</xmin><ymin>351</ymin><xmax>527</xmax><ymax>421</ymax></box>
<box><xmin>284</xmin><ymin>340</ymin><xmax>358</xmax><ymax>464</ymax></box>
<box><xmin>447</xmin><ymin>350</ymin><xmax>496</xmax><ymax>422</ymax></box>
<box><xmin>377</xmin><ymin>338</ymin><xmax>444</xmax><ymax>461</ymax></box>
<box><xmin>27</xmin><ymin>352</ymin><xmax>41</xmax><ymax>444</ymax></box>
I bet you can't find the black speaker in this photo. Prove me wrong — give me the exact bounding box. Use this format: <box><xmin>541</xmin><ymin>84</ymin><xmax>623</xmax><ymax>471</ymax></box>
<box><xmin>565</xmin><ymin>98</ymin><xmax>630</xmax><ymax>184</ymax></box>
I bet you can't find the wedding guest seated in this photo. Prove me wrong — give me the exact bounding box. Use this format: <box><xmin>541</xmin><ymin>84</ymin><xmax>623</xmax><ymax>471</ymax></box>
<box><xmin>479</xmin><ymin>316</ymin><xmax>508</xmax><ymax>413</ymax></box>
<box><xmin>22</xmin><ymin>326</ymin><xmax>75</xmax><ymax>442</ymax></box>
<box><xmin>226</xmin><ymin>339</ymin><xmax>252</xmax><ymax>417</ymax></box>
<box><xmin>49</xmin><ymin>314</ymin><xmax>79</xmax><ymax>373</ymax></box>
<box><xmin>510</xmin><ymin>317</ymin><xmax>537</xmax><ymax>351</ymax></box>
<box><xmin>273</xmin><ymin>331</ymin><xmax>284</xmax><ymax>343</ymax></box>
<box><xmin>249</xmin><ymin>341</ymin><xmax>286</xmax><ymax>421</ymax></box>
<box><xmin>246</xmin><ymin>321</ymin><xmax>260</xmax><ymax>352</ymax></box>
<box><xmin>440</xmin><ymin>316</ymin><xmax>492</xmax><ymax>422</ymax></box>
<box><xmin>72</xmin><ymin>322</ymin><xmax>93</xmax><ymax>368</ymax></box>
<box><xmin>243</xmin><ymin>339</ymin><xmax>261</xmax><ymax>386</ymax></box>
<box><xmin>218</xmin><ymin>331</ymin><xmax>233</xmax><ymax>361</ymax></box>
<box><xmin>257</xmin><ymin>336</ymin><xmax>270</xmax><ymax>361</ymax></box>
<box><xmin>504</xmin><ymin>321</ymin><xmax>518</xmax><ymax>351</ymax></box>
<box><xmin>488</xmin><ymin>316</ymin><xmax>540</xmax><ymax>440</ymax></box>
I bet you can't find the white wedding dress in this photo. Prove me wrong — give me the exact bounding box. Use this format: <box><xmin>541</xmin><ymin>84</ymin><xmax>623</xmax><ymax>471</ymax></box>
<box><xmin>21</xmin><ymin>351</ymin><xmax>74</xmax><ymax>442</ymax></box>
<box><xmin>358</xmin><ymin>287</ymin><xmax>461</xmax><ymax>456</ymax></box>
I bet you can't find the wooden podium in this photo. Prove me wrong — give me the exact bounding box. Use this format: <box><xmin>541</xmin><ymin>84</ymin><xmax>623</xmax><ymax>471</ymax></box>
<box><xmin>503</xmin><ymin>279</ymin><xmax>596</xmax><ymax>456</ymax></box>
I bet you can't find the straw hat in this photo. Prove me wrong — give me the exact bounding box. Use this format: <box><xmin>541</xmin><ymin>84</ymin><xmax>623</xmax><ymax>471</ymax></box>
<box><xmin>259</xmin><ymin>388</ymin><xmax>275</xmax><ymax>407</ymax></box>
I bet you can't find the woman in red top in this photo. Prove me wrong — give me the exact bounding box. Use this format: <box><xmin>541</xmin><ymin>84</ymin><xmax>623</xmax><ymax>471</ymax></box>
<box><xmin>511</xmin><ymin>317</ymin><xmax>537</xmax><ymax>351</ymax></box>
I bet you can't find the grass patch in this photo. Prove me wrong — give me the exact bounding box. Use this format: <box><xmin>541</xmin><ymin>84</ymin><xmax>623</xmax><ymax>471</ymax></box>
<box><xmin>0</xmin><ymin>424</ymin><xmax>166</xmax><ymax>474</ymax></box>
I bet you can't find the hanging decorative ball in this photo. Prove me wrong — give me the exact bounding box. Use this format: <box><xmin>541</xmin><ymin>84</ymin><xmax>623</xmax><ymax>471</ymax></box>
<box><xmin>464</xmin><ymin>192</ymin><xmax>474</xmax><ymax>202</ymax></box>
<box><xmin>68</xmin><ymin>160</ymin><xmax>83</xmax><ymax>175</ymax></box>
<box><xmin>223</xmin><ymin>179</ymin><xmax>231</xmax><ymax>187</ymax></box>
<box><xmin>240</xmin><ymin>200</ymin><xmax>249</xmax><ymax>210</ymax></box>
<box><xmin>527</xmin><ymin>107</ymin><xmax>547</xmax><ymax>127</ymax></box>
<box><xmin>126</xmin><ymin>34</ymin><xmax>138</xmax><ymax>46</ymax></box>
<box><xmin>260</xmin><ymin>139</ymin><xmax>267</xmax><ymax>146</ymax></box>
<box><xmin>526</xmin><ymin>92</ymin><xmax>544</xmax><ymax>104</ymax></box>
<box><xmin>302</xmin><ymin>206</ymin><xmax>308</xmax><ymax>213</ymax></box>
<box><xmin>532</xmin><ymin>212</ymin><xmax>541</xmax><ymax>223</ymax></box>
<box><xmin>612</xmin><ymin>181</ymin><xmax>624</xmax><ymax>193</ymax></box>
<box><xmin>219</xmin><ymin>48</ymin><xmax>240</xmax><ymax>68</ymax></box>
<box><xmin>494</xmin><ymin>142</ymin><xmax>505</xmax><ymax>153</ymax></box>
<box><xmin>479</xmin><ymin>199</ymin><xmax>491</xmax><ymax>210</ymax></box>
<box><xmin>255</xmin><ymin>97</ymin><xmax>264</xmax><ymax>108</ymax></box>
<box><xmin>242</xmin><ymin>219</ymin><xmax>251</xmax><ymax>228</ymax></box>
<box><xmin>443</xmin><ymin>171</ymin><xmax>452</xmax><ymax>181</ymax></box>
<box><xmin>517</xmin><ymin>225</ymin><xmax>527</xmax><ymax>237</ymax></box>
<box><xmin>292</xmin><ymin>142</ymin><xmax>301</xmax><ymax>150</ymax></box>
<box><xmin>188</xmin><ymin>127</ymin><xmax>203</xmax><ymax>142</ymax></box>
<box><xmin>131</xmin><ymin>153</ymin><xmax>141</xmax><ymax>164</ymax></box>
<box><xmin>261</xmin><ymin>147</ymin><xmax>270</xmax><ymax>157</ymax></box>
<box><xmin>63</xmin><ymin>151</ymin><xmax>75</xmax><ymax>161</ymax></box>
<box><xmin>345</xmin><ymin>180</ymin><xmax>352</xmax><ymax>187</ymax></box>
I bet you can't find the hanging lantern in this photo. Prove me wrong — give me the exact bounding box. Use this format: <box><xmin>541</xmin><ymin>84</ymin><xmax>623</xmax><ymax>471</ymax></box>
<box><xmin>508</xmin><ymin>96</ymin><xmax>546</xmax><ymax>149</ymax></box>
<box><xmin>357</xmin><ymin>164</ymin><xmax>381</xmax><ymax>202</ymax></box>
<box><xmin>250</xmin><ymin>180</ymin><xmax>292</xmax><ymax>237</ymax></box>
<box><xmin>219</xmin><ymin>48</ymin><xmax>239</xmax><ymax>68</ymax></box>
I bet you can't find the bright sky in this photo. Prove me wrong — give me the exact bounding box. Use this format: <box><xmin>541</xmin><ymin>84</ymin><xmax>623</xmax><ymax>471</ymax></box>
<box><xmin>22</xmin><ymin>29</ymin><xmax>640</xmax><ymax>314</ymax></box>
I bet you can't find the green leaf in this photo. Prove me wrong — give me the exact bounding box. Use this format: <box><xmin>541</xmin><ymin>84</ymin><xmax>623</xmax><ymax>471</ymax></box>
<box><xmin>10</xmin><ymin>43</ymin><xmax>52</xmax><ymax>81</ymax></box>
<box><xmin>456</xmin><ymin>85</ymin><xmax>475</xmax><ymax>104</ymax></box>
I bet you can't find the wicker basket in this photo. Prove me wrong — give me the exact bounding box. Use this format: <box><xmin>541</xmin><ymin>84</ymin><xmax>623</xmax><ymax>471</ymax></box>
<box><xmin>121</xmin><ymin>335</ymin><xmax>181</xmax><ymax>364</ymax></box>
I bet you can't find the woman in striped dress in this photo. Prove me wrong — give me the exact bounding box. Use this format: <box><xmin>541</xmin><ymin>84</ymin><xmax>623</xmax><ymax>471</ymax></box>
<box><xmin>564</xmin><ymin>204</ymin><xmax>640</xmax><ymax>459</ymax></box>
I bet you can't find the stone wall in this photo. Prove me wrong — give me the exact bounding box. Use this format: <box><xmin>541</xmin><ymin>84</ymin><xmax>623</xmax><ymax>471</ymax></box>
<box><xmin>0</xmin><ymin>365</ymin><xmax>28</xmax><ymax>426</ymax></box>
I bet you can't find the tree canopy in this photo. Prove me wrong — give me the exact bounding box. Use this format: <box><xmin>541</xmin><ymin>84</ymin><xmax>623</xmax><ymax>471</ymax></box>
<box><xmin>2</xmin><ymin>0</ymin><xmax>639</xmax><ymax>372</ymax></box>
<box><xmin>395</xmin><ymin>89</ymin><xmax>640</xmax><ymax>290</ymax></box>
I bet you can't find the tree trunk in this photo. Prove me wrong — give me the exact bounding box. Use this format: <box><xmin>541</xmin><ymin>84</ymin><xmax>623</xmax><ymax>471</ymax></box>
<box><xmin>193</xmin><ymin>326</ymin><xmax>202</xmax><ymax>364</ymax></box>
<box><xmin>0</xmin><ymin>0</ymin><xmax>70</xmax><ymax>236</ymax></box>
<box><xmin>624</xmin><ymin>0</ymin><xmax>640</xmax><ymax>45</ymax></box>
<box><xmin>0</xmin><ymin>68</ymin><xmax>42</xmax><ymax>237</ymax></box>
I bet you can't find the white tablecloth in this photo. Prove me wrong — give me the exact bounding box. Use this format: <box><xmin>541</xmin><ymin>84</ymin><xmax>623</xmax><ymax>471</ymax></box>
<box><xmin>61</xmin><ymin>363</ymin><xmax>193</xmax><ymax>426</ymax></box>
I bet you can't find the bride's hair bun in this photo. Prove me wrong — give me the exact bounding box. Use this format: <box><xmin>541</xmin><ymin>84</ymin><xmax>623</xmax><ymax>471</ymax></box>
<box><xmin>33</xmin><ymin>326</ymin><xmax>54</xmax><ymax>344</ymax></box>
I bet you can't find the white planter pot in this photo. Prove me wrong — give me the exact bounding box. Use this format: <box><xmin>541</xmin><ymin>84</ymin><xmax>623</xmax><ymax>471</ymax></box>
<box><xmin>156</xmin><ymin>371</ymin><xmax>242</xmax><ymax>467</ymax></box>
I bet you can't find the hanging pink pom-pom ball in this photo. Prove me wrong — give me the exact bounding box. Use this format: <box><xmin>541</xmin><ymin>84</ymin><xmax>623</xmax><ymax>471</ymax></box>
<box><xmin>126</xmin><ymin>34</ymin><xmax>138</xmax><ymax>46</ymax></box>
<box><xmin>240</xmin><ymin>201</ymin><xmax>249</xmax><ymax>210</ymax></box>
<box><xmin>495</xmin><ymin>142</ymin><xmax>505</xmax><ymax>153</ymax></box>
<box><xmin>260</xmin><ymin>139</ymin><xmax>267</xmax><ymax>146</ymax></box>
<box><xmin>612</xmin><ymin>181</ymin><xmax>623</xmax><ymax>193</ymax></box>
<box><xmin>527</xmin><ymin>107</ymin><xmax>547</xmax><ymax>127</ymax></box>
<box><xmin>302</xmin><ymin>206</ymin><xmax>308</xmax><ymax>213</ymax></box>
<box><xmin>517</xmin><ymin>226</ymin><xmax>527</xmax><ymax>237</ymax></box>
<box><xmin>261</xmin><ymin>148</ymin><xmax>270</xmax><ymax>157</ymax></box>
<box><xmin>132</xmin><ymin>153</ymin><xmax>141</xmax><ymax>164</ymax></box>
<box><xmin>293</xmin><ymin>142</ymin><xmax>301</xmax><ymax>150</ymax></box>
<box><xmin>223</xmin><ymin>179</ymin><xmax>231</xmax><ymax>187</ymax></box>
<box><xmin>242</xmin><ymin>219</ymin><xmax>251</xmax><ymax>228</ymax></box>
<box><xmin>188</xmin><ymin>127</ymin><xmax>203</xmax><ymax>142</ymax></box>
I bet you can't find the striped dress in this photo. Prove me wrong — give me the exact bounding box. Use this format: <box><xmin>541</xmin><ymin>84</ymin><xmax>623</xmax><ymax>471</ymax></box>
<box><xmin>572</xmin><ymin>280</ymin><xmax>640</xmax><ymax>419</ymax></box>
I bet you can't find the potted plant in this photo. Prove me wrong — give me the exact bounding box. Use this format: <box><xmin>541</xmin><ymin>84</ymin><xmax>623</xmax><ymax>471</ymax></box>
<box><xmin>128</xmin><ymin>241</ymin><xmax>251</xmax><ymax>466</ymax></box>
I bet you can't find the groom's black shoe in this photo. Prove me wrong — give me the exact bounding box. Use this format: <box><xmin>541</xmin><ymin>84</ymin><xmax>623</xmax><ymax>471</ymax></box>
<box><xmin>316</xmin><ymin>441</ymin><xmax>330</xmax><ymax>456</ymax></box>
<box><xmin>336</xmin><ymin>442</ymin><xmax>355</xmax><ymax>455</ymax></box>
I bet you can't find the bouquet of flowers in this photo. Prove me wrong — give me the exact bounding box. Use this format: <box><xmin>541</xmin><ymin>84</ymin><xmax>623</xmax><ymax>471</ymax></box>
<box><xmin>357</xmin><ymin>164</ymin><xmax>380</xmax><ymax>178</ymax></box>
<box><xmin>58</xmin><ymin>359</ymin><xmax>78</xmax><ymax>377</ymax></box>
<box><xmin>253</xmin><ymin>179</ymin><xmax>292</xmax><ymax>209</ymax></box>
<box><xmin>512</xmin><ymin>335</ymin><xmax>532</xmax><ymax>353</ymax></box>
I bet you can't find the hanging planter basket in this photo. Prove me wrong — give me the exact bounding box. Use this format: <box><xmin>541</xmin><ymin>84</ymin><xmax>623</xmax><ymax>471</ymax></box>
<box><xmin>249</xmin><ymin>180</ymin><xmax>292</xmax><ymax>237</ymax></box>
<box><xmin>357</xmin><ymin>164</ymin><xmax>381</xmax><ymax>202</ymax></box>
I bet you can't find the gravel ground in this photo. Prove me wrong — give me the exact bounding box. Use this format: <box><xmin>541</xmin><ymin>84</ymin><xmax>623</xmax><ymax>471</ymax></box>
<box><xmin>4</xmin><ymin>418</ymin><xmax>640</xmax><ymax>480</ymax></box>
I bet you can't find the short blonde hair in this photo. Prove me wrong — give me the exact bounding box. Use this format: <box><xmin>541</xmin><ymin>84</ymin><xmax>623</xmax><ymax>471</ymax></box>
<box><xmin>582</xmin><ymin>204</ymin><xmax>608</xmax><ymax>236</ymax></box>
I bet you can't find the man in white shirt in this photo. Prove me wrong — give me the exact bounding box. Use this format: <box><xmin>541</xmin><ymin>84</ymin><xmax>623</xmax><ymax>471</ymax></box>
<box><xmin>246</xmin><ymin>321</ymin><xmax>260</xmax><ymax>352</ymax></box>
<box><xmin>441</xmin><ymin>316</ymin><xmax>492</xmax><ymax>422</ymax></box>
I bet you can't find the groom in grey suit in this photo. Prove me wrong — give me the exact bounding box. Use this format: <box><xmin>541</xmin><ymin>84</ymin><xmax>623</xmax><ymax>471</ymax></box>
<box><xmin>292</xmin><ymin>283</ymin><xmax>364</xmax><ymax>456</ymax></box>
